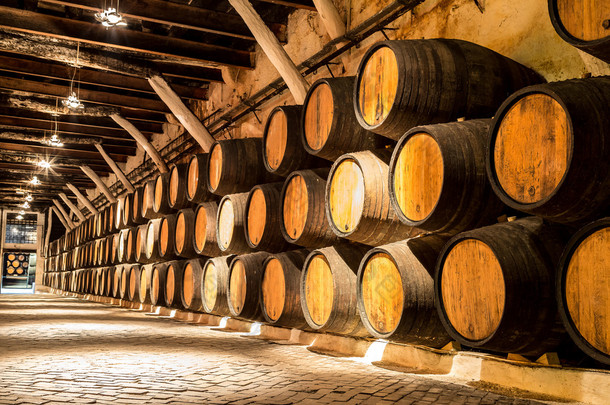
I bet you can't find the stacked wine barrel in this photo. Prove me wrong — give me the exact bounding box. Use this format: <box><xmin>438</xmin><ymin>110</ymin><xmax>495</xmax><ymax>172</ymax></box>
<box><xmin>43</xmin><ymin>38</ymin><xmax>610</xmax><ymax>366</ymax></box>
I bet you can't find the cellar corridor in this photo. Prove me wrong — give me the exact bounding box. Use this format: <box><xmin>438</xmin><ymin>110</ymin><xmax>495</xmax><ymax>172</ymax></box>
<box><xmin>0</xmin><ymin>294</ymin><xmax>546</xmax><ymax>405</ymax></box>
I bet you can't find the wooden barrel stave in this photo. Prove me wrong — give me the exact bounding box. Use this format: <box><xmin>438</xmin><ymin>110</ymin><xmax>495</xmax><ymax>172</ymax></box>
<box><xmin>175</xmin><ymin>208</ymin><xmax>199</xmax><ymax>259</ymax></box>
<box><xmin>301</xmin><ymin>244</ymin><xmax>370</xmax><ymax>336</ymax></box>
<box><xmin>181</xmin><ymin>258</ymin><xmax>205</xmax><ymax>312</ymax></box>
<box><xmin>153</xmin><ymin>173</ymin><xmax>173</xmax><ymax>216</ymax></box>
<box><xmin>165</xmin><ymin>260</ymin><xmax>187</xmax><ymax>309</ymax></box>
<box><xmin>260</xmin><ymin>249</ymin><xmax>311</xmax><ymax>328</ymax></box>
<box><xmin>186</xmin><ymin>153</ymin><xmax>216</xmax><ymax>204</ymax></box>
<box><xmin>390</xmin><ymin>119</ymin><xmax>505</xmax><ymax>235</ymax></box>
<box><xmin>169</xmin><ymin>163</ymin><xmax>192</xmax><ymax>211</ymax></box>
<box><xmin>151</xmin><ymin>261</ymin><xmax>170</xmax><ymax>306</ymax></box>
<box><xmin>194</xmin><ymin>202</ymin><xmax>223</xmax><ymax>258</ymax></box>
<box><xmin>201</xmin><ymin>255</ymin><xmax>235</xmax><ymax>316</ymax></box>
<box><xmin>217</xmin><ymin>193</ymin><xmax>255</xmax><ymax>255</ymax></box>
<box><xmin>127</xmin><ymin>264</ymin><xmax>141</xmax><ymax>302</ymax></box>
<box><xmin>145</xmin><ymin>218</ymin><xmax>163</xmax><ymax>263</ymax></box>
<box><xmin>280</xmin><ymin>168</ymin><xmax>340</xmax><ymax>248</ymax></box>
<box><xmin>158</xmin><ymin>214</ymin><xmax>179</xmax><ymax>261</ymax></box>
<box><xmin>435</xmin><ymin>217</ymin><xmax>570</xmax><ymax>356</ymax></box>
<box><xmin>245</xmin><ymin>182</ymin><xmax>293</xmax><ymax>252</ymax></box>
<box><xmin>228</xmin><ymin>252</ymin><xmax>271</xmax><ymax>321</ymax></box>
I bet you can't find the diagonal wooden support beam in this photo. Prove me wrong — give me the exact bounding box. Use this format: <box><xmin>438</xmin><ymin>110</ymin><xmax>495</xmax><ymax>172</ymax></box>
<box><xmin>94</xmin><ymin>143</ymin><xmax>135</xmax><ymax>193</ymax></box>
<box><xmin>66</xmin><ymin>183</ymin><xmax>99</xmax><ymax>215</ymax></box>
<box><xmin>312</xmin><ymin>0</ymin><xmax>349</xmax><ymax>68</ymax></box>
<box><xmin>148</xmin><ymin>75</ymin><xmax>215</xmax><ymax>152</ymax></box>
<box><xmin>50</xmin><ymin>206</ymin><xmax>70</xmax><ymax>232</ymax></box>
<box><xmin>80</xmin><ymin>165</ymin><xmax>116</xmax><ymax>204</ymax></box>
<box><xmin>58</xmin><ymin>192</ymin><xmax>87</xmax><ymax>221</ymax></box>
<box><xmin>228</xmin><ymin>0</ymin><xmax>310</xmax><ymax>103</ymax></box>
<box><xmin>52</xmin><ymin>199</ymin><xmax>74</xmax><ymax>229</ymax></box>
<box><xmin>111</xmin><ymin>114</ymin><xmax>169</xmax><ymax>173</ymax></box>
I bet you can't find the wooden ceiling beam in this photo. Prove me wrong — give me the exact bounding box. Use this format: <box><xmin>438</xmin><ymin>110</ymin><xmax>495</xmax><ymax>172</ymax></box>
<box><xmin>0</xmin><ymin>141</ymin><xmax>128</xmax><ymax>162</ymax></box>
<box><xmin>255</xmin><ymin>0</ymin><xmax>317</xmax><ymax>10</ymax></box>
<box><xmin>0</xmin><ymin>76</ymin><xmax>169</xmax><ymax>113</ymax></box>
<box><xmin>0</xmin><ymin>164</ymin><xmax>105</xmax><ymax>180</ymax></box>
<box><xmin>0</xmin><ymin>54</ymin><xmax>208</xmax><ymax>101</ymax></box>
<box><xmin>0</xmin><ymin>6</ymin><xmax>253</xmax><ymax>69</ymax></box>
<box><xmin>42</xmin><ymin>0</ymin><xmax>287</xmax><ymax>42</ymax></box>
<box><xmin>0</xmin><ymin>150</ymin><xmax>111</xmax><ymax>173</ymax></box>
<box><xmin>0</xmin><ymin>29</ymin><xmax>225</xmax><ymax>81</ymax></box>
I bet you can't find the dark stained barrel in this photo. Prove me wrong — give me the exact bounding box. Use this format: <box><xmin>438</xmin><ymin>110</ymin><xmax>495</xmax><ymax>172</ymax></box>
<box><xmin>227</xmin><ymin>252</ymin><xmax>271</xmax><ymax>321</ymax></box>
<box><xmin>201</xmin><ymin>255</ymin><xmax>235</xmax><ymax>316</ymax></box>
<box><xmin>131</xmin><ymin>186</ymin><xmax>147</xmax><ymax>225</ymax></box>
<box><xmin>557</xmin><ymin>217</ymin><xmax>610</xmax><ymax>365</ymax></box>
<box><xmin>174</xmin><ymin>208</ymin><xmax>198</xmax><ymax>259</ymax></box>
<box><xmin>139</xmin><ymin>264</ymin><xmax>153</xmax><ymax>304</ymax></box>
<box><xmin>165</xmin><ymin>260</ymin><xmax>187</xmax><ymax>309</ymax></box>
<box><xmin>186</xmin><ymin>153</ymin><xmax>216</xmax><ymax>204</ymax></box>
<box><xmin>134</xmin><ymin>224</ymin><xmax>149</xmax><ymax>264</ymax></box>
<box><xmin>169</xmin><ymin>163</ymin><xmax>192</xmax><ymax>210</ymax></box>
<box><xmin>206</xmin><ymin>139</ymin><xmax>283</xmax><ymax>196</ymax></box>
<box><xmin>327</xmin><ymin>150</ymin><xmax>420</xmax><ymax>246</ymax></box>
<box><xmin>141</xmin><ymin>180</ymin><xmax>158</xmax><ymax>220</ymax></box>
<box><xmin>216</xmin><ymin>193</ymin><xmax>255</xmax><ymax>255</ymax></box>
<box><xmin>302</xmin><ymin>77</ymin><xmax>387</xmax><ymax>161</ymax></box>
<box><xmin>245</xmin><ymin>183</ymin><xmax>293</xmax><ymax>252</ymax></box>
<box><xmin>390</xmin><ymin>120</ymin><xmax>504</xmax><ymax>235</ymax></box>
<box><xmin>158</xmin><ymin>214</ymin><xmax>179</xmax><ymax>261</ymax></box>
<box><xmin>280</xmin><ymin>168</ymin><xmax>340</xmax><ymax>248</ymax></box>
<box><xmin>126</xmin><ymin>264</ymin><xmax>141</xmax><ymax>302</ymax></box>
<box><xmin>260</xmin><ymin>250</ymin><xmax>310</xmax><ymax>328</ymax></box>
<box><xmin>153</xmin><ymin>173</ymin><xmax>173</xmax><ymax>216</ymax></box>
<box><xmin>112</xmin><ymin>266</ymin><xmax>122</xmax><ymax>298</ymax></box>
<box><xmin>435</xmin><ymin>217</ymin><xmax>570</xmax><ymax>356</ymax></box>
<box><xmin>357</xmin><ymin>236</ymin><xmax>451</xmax><ymax>347</ymax></box>
<box><xmin>353</xmin><ymin>39</ymin><xmax>544</xmax><ymax>140</ymax></box>
<box><xmin>119</xmin><ymin>265</ymin><xmax>128</xmax><ymax>299</ymax></box>
<box><xmin>145</xmin><ymin>218</ymin><xmax>163</xmax><ymax>263</ymax></box>
<box><xmin>262</xmin><ymin>105</ymin><xmax>327</xmax><ymax>177</ymax></box>
<box><xmin>181</xmin><ymin>259</ymin><xmax>205</xmax><ymax>312</ymax></box>
<box><xmin>194</xmin><ymin>202</ymin><xmax>222</xmax><ymax>257</ymax></box>
<box><xmin>487</xmin><ymin>78</ymin><xmax>610</xmax><ymax>224</ymax></box>
<box><xmin>548</xmin><ymin>0</ymin><xmax>610</xmax><ymax>63</ymax></box>
<box><xmin>300</xmin><ymin>245</ymin><xmax>370</xmax><ymax>336</ymax></box>
<box><xmin>151</xmin><ymin>261</ymin><xmax>170</xmax><ymax>306</ymax></box>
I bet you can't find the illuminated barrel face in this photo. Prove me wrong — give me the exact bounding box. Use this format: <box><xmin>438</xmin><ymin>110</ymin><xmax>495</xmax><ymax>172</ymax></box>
<box><xmin>328</xmin><ymin>158</ymin><xmax>365</xmax><ymax>234</ymax></box>
<box><xmin>261</xmin><ymin>258</ymin><xmax>285</xmax><ymax>322</ymax></box>
<box><xmin>303</xmin><ymin>82</ymin><xmax>334</xmax><ymax>152</ymax></box>
<box><xmin>303</xmin><ymin>254</ymin><xmax>334</xmax><ymax>327</ymax></box>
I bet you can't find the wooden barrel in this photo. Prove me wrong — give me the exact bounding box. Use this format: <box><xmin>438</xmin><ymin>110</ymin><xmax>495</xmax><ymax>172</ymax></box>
<box><xmin>353</xmin><ymin>39</ymin><xmax>544</xmax><ymax>140</ymax></box>
<box><xmin>390</xmin><ymin>120</ymin><xmax>505</xmax><ymax>235</ymax></box>
<box><xmin>357</xmin><ymin>236</ymin><xmax>451</xmax><ymax>347</ymax></box>
<box><xmin>139</xmin><ymin>264</ymin><xmax>153</xmax><ymax>304</ymax></box>
<box><xmin>245</xmin><ymin>183</ymin><xmax>293</xmax><ymax>252</ymax></box>
<box><xmin>126</xmin><ymin>264</ymin><xmax>141</xmax><ymax>302</ymax></box>
<box><xmin>151</xmin><ymin>261</ymin><xmax>170</xmax><ymax>306</ymax></box>
<box><xmin>145</xmin><ymin>218</ymin><xmax>163</xmax><ymax>263</ymax></box>
<box><xmin>123</xmin><ymin>193</ymin><xmax>135</xmax><ymax>228</ymax></box>
<box><xmin>216</xmin><ymin>193</ymin><xmax>255</xmax><ymax>255</ymax></box>
<box><xmin>165</xmin><ymin>260</ymin><xmax>187</xmax><ymax>309</ymax></box>
<box><xmin>169</xmin><ymin>163</ymin><xmax>192</xmax><ymax>210</ymax></box>
<box><xmin>124</xmin><ymin>227</ymin><xmax>138</xmax><ymax>264</ymax></box>
<box><xmin>302</xmin><ymin>77</ymin><xmax>387</xmax><ymax>161</ymax></box>
<box><xmin>117</xmin><ymin>229</ymin><xmax>129</xmax><ymax>264</ymax></box>
<box><xmin>186</xmin><ymin>153</ymin><xmax>215</xmax><ymax>204</ymax></box>
<box><xmin>119</xmin><ymin>265</ymin><xmax>128</xmax><ymax>299</ymax></box>
<box><xmin>260</xmin><ymin>250</ymin><xmax>310</xmax><ymax>328</ymax></box>
<box><xmin>141</xmin><ymin>180</ymin><xmax>158</xmax><ymax>220</ymax></box>
<box><xmin>300</xmin><ymin>245</ymin><xmax>370</xmax><ymax>336</ymax></box>
<box><xmin>110</xmin><ymin>233</ymin><xmax>120</xmax><ymax>265</ymax></box>
<box><xmin>548</xmin><ymin>0</ymin><xmax>610</xmax><ymax>63</ymax></box>
<box><xmin>557</xmin><ymin>217</ymin><xmax>610</xmax><ymax>365</ymax></box>
<box><xmin>134</xmin><ymin>224</ymin><xmax>149</xmax><ymax>264</ymax></box>
<box><xmin>227</xmin><ymin>251</ymin><xmax>271</xmax><ymax>320</ymax></box>
<box><xmin>487</xmin><ymin>78</ymin><xmax>610</xmax><ymax>224</ymax></box>
<box><xmin>206</xmin><ymin>138</ymin><xmax>283</xmax><ymax>196</ymax></box>
<box><xmin>326</xmin><ymin>150</ymin><xmax>420</xmax><ymax>246</ymax></box>
<box><xmin>174</xmin><ymin>208</ymin><xmax>198</xmax><ymax>259</ymax></box>
<box><xmin>194</xmin><ymin>202</ymin><xmax>222</xmax><ymax>257</ymax></box>
<box><xmin>112</xmin><ymin>266</ymin><xmax>122</xmax><ymax>298</ymax></box>
<box><xmin>153</xmin><ymin>173</ymin><xmax>173</xmax><ymax>216</ymax></box>
<box><xmin>435</xmin><ymin>217</ymin><xmax>569</xmax><ymax>356</ymax></box>
<box><xmin>201</xmin><ymin>255</ymin><xmax>235</xmax><ymax>315</ymax></box>
<box><xmin>107</xmin><ymin>202</ymin><xmax>117</xmax><ymax>233</ymax></box>
<box><xmin>115</xmin><ymin>196</ymin><xmax>127</xmax><ymax>230</ymax></box>
<box><xmin>106</xmin><ymin>267</ymin><xmax>116</xmax><ymax>297</ymax></box>
<box><xmin>131</xmin><ymin>186</ymin><xmax>147</xmax><ymax>225</ymax></box>
<box><xmin>262</xmin><ymin>105</ymin><xmax>327</xmax><ymax>177</ymax></box>
<box><xmin>158</xmin><ymin>214</ymin><xmax>179</xmax><ymax>261</ymax></box>
<box><xmin>180</xmin><ymin>258</ymin><xmax>204</xmax><ymax>311</ymax></box>
<box><xmin>280</xmin><ymin>168</ymin><xmax>340</xmax><ymax>248</ymax></box>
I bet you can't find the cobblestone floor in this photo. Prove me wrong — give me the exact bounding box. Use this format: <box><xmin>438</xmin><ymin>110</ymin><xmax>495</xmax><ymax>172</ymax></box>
<box><xmin>0</xmin><ymin>294</ymin><xmax>553</xmax><ymax>404</ymax></box>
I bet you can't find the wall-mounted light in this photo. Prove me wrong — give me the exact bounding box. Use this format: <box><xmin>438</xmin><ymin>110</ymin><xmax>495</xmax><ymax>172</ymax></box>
<box><xmin>30</xmin><ymin>176</ymin><xmax>41</xmax><ymax>185</ymax></box>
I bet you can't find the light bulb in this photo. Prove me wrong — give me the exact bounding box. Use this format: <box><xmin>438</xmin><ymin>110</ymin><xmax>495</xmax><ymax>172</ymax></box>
<box><xmin>22</xmin><ymin>201</ymin><xmax>30</xmax><ymax>209</ymax></box>
<box><xmin>30</xmin><ymin>176</ymin><xmax>40</xmax><ymax>185</ymax></box>
<box><xmin>38</xmin><ymin>160</ymin><xmax>51</xmax><ymax>169</ymax></box>
<box><xmin>25</xmin><ymin>194</ymin><xmax>33</xmax><ymax>202</ymax></box>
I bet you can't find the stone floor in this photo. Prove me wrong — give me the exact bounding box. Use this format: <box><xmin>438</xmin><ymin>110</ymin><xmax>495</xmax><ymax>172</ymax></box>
<box><xmin>0</xmin><ymin>294</ymin><xmax>554</xmax><ymax>404</ymax></box>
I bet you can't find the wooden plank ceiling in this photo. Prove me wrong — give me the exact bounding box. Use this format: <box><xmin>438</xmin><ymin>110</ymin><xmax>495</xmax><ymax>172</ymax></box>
<box><xmin>0</xmin><ymin>0</ymin><xmax>312</xmax><ymax>211</ymax></box>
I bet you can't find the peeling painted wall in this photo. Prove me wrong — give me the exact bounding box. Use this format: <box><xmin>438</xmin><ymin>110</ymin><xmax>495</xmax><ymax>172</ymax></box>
<box><xmin>85</xmin><ymin>0</ymin><xmax>610</xmax><ymax>206</ymax></box>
